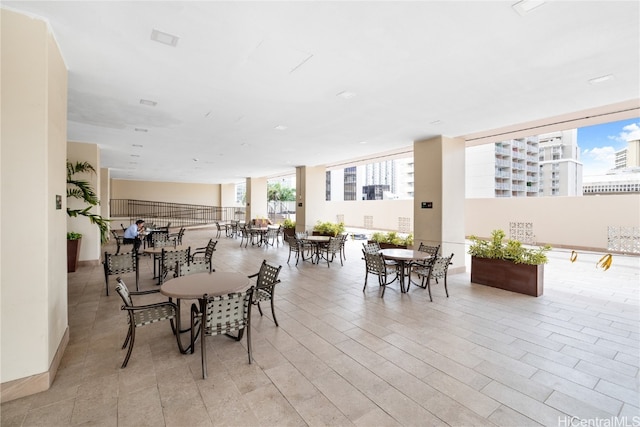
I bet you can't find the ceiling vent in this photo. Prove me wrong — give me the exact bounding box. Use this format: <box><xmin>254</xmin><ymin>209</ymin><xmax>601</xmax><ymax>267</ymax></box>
<box><xmin>150</xmin><ymin>29</ymin><xmax>180</xmax><ymax>47</ymax></box>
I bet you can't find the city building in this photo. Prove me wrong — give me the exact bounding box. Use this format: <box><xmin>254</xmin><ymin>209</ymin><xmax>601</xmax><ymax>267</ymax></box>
<box><xmin>537</xmin><ymin>130</ymin><xmax>583</xmax><ymax>197</ymax></box>
<box><xmin>466</xmin><ymin>130</ymin><xmax>583</xmax><ymax>198</ymax></box>
<box><xmin>584</xmin><ymin>139</ymin><xmax>640</xmax><ymax>195</ymax></box>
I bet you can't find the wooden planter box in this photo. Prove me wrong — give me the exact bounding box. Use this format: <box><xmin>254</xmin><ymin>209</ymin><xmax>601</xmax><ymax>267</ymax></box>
<box><xmin>471</xmin><ymin>256</ymin><xmax>544</xmax><ymax>297</ymax></box>
<box><xmin>283</xmin><ymin>227</ymin><xmax>295</xmax><ymax>238</ymax></box>
<box><xmin>367</xmin><ymin>240</ymin><xmax>407</xmax><ymax>249</ymax></box>
<box><xmin>67</xmin><ymin>238</ymin><xmax>82</xmax><ymax>273</ymax></box>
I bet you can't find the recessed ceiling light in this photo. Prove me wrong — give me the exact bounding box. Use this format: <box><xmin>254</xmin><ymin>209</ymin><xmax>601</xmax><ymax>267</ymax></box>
<box><xmin>193</xmin><ymin>158</ymin><xmax>199</xmax><ymax>162</ymax></box>
<box><xmin>588</xmin><ymin>74</ymin><xmax>615</xmax><ymax>84</ymax></box>
<box><xmin>130</xmin><ymin>154</ymin><xmax>140</xmax><ymax>157</ymax></box>
<box><xmin>132</xmin><ymin>144</ymin><xmax>144</xmax><ymax>148</ymax></box>
<box><xmin>274</xmin><ymin>125</ymin><xmax>288</xmax><ymax>131</ymax></box>
<box><xmin>139</xmin><ymin>99</ymin><xmax>157</xmax><ymax>107</ymax></box>
<box><xmin>359</xmin><ymin>141</ymin><xmax>368</xmax><ymax>144</ymax></box>
<box><xmin>134</xmin><ymin>128</ymin><xmax>148</xmax><ymax>132</ymax></box>
<box><xmin>430</xmin><ymin>120</ymin><xmax>443</xmax><ymax>125</ymax></box>
<box><xmin>337</xmin><ymin>91</ymin><xmax>356</xmax><ymax>100</ymax></box>
<box><xmin>150</xmin><ymin>29</ymin><xmax>179</xmax><ymax>47</ymax></box>
<box><xmin>512</xmin><ymin>0</ymin><xmax>545</xmax><ymax>16</ymax></box>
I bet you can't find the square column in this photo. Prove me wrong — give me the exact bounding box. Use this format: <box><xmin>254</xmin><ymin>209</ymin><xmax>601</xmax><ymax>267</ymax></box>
<box><xmin>413</xmin><ymin>136</ymin><xmax>466</xmax><ymax>273</ymax></box>
<box><xmin>295</xmin><ymin>166</ymin><xmax>326</xmax><ymax>232</ymax></box>
<box><xmin>245</xmin><ymin>177</ymin><xmax>268</xmax><ymax>222</ymax></box>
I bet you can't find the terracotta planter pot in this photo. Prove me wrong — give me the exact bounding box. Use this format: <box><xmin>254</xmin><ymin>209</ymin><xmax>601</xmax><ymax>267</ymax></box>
<box><xmin>67</xmin><ymin>238</ymin><xmax>82</xmax><ymax>273</ymax></box>
<box><xmin>471</xmin><ymin>256</ymin><xmax>543</xmax><ymax>297</ymax></box>
<box><xmin>367</xmin><ymin>240</ymin><xmax>407</xmax><ymax>249</ymax></box>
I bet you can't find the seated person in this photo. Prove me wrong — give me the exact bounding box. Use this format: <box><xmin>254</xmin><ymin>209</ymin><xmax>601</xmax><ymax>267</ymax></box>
<box><xmin>123</xmin><ymin>220</ymin><xmax>145</xmax><ymax>252</ymax></box>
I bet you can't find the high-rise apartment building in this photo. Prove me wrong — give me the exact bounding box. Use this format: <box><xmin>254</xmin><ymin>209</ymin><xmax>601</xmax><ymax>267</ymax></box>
<box><xmin>537</xmin><ymin>130</ymin><xmax>583</xmax><ymax>196</ymax></box>
<box><xmin>466</xmin><ymin>137</ymin><xmax>540</xmax><ymax>198</ymax></box>
<box><xmin>466</xmin><ymin>130</ymin><xmax>582</xmax><ymax>198</ymax></box>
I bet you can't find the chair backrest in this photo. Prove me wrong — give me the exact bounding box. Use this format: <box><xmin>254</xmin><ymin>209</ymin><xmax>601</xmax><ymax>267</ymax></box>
<box><xmin>295</xmin><ymin>231</ymin><xmax>308</xmax><ymax>239</ymax></box>
<box><xmin>430</xmin><ymin>253</ymin><xmax>454</xmax><ymax>279</ymax></box>
<box><xmin>362</xmin><ymin>250</ymin><xmax>387</xmax><ymax>275</ymax></box>
<box><xmin>202</xmin><ymin>288</ymin><xmax>253</xmax><ymax>336</ymax></box>
<box><xmin>362</xmin><ymin>242</ymin><xmax>381</xmax><ymax>254</ymax></box>
<box><xmin>104</xmin><ymin>251</ymin><xmax>137</xmax><ymax>274</ymax></box>
<box><xmin>286</xmin><ymin>235</ymin><xmax>300</xmax><ymax>250</ymax></box>
<box><xmin>162</xmin><ymin>248</ymin><xmax>190</xmax><ymax>271</ymax></box>
<box><xmin>111</xmin><ymin>230</ymin><xmax>121</xmax><ymax>240</ymax></box>
<box><xmin>418</xmin><ymin>242</ymin><xmax>440</xmax><ymax>257</ymax></box>
<box><xmin>265</xmin><ymin>228</ymin><xmax>279</xmax><ymax>239</ymax></box>
<box><xmin>215</xmin><ymin>222</ymin><xmax>223</xmax><ymax>231</ymax></box>
<box><xmin>177</xmin><ymin>261</ymin><xmax>210</xmax><ymax>276</ymax></box>
<box><xmin>255</xmin><ymin>260</ymin><xmax>282</xmax><ymax>290</ymax></box>
<box><xmin>115</xmin><ymin>278</ymin><xmax>133</xmax><ymax>307</ymax></box>
<box><xmin>153</xmin><ymin>234</ymin><xmax>174</xmax><ymax>248</ymax></box>
<box><xmin>204</xmin><ymin>239</ymin><xmax>217</xmax><ymax>260</ymax></box>
<box><xmin>327</xmin><ymin>237</ymin><xmax>342</xmax><ymax>253</ymax></box>
<box><xmin>177</xmin><ymin>227</ymin><xmax>186</xmax><ymax>239</ymax></box>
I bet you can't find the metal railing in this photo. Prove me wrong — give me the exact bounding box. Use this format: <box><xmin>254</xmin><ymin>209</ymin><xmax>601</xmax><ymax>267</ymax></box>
<box><xmin>110</xmin><ymin>199</ymin><xmax>245</xmax><ymax>228</ymax></box>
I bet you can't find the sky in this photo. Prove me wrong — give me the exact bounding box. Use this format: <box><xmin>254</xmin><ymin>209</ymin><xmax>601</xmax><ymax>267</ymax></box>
<box><xmin>578</xmin><ymin>117</ymin><xmax>640</xmax><ymax>176</ymax></box>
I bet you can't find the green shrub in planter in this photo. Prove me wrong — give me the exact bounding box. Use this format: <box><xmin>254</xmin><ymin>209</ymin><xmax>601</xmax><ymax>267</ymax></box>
<box><xmin>370</xmin><ymin>231</ymin><xmax>414</xmax><ymax>247</ymax></box>
<box><xmin>313</xmin><ymin>221</ymin><xmax>345</xmax><ymax>237</ymax></box>
<box><xmin>468</xmin><ymin>229</ymin><xmax>550</xmax><ymax>265</ymax></box>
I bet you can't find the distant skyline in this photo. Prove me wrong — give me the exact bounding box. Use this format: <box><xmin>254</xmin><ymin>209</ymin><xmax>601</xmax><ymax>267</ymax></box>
<box><xmin>578</xmin><ymin>118</ymin><xmax>640</xmax><ymax>176</ymax></box>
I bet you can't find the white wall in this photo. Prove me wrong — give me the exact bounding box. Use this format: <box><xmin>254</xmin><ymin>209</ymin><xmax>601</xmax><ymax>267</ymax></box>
<box><xmin>111</xmin><ymin>179</ymin><xmax>221</xmax><ymax>206</ymax></box>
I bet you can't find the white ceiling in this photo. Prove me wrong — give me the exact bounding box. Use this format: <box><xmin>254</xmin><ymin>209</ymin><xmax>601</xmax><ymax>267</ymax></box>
<box><xmin>4</xmin><ymin>1</ymin><xmax>639</xmax><ymax>184</ymax></box>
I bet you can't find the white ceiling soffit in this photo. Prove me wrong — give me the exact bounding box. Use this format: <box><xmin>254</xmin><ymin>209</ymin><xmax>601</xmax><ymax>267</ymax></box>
<box><xmin>3</xmin><ymin>1</ymin><xmax>639</xmax><ymax>184</ymax></box>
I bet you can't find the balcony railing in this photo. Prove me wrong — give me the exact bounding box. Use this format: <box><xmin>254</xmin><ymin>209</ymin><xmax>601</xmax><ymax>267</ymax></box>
<box><xmin>110</xmin><ymin>199</ymin><xmax>245</xmax><ymax>228</ymax></box>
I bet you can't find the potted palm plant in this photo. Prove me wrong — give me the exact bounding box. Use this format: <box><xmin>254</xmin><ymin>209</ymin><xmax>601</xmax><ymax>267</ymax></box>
<box><xmin>468</xmin><ymin>229</ymin><xmax>551</xmax><ymax>297</ymax></box>
<box><xmin>67</xmin><ymin>160</ymin><xmax>110</xmax><ymax>272</ymax></box>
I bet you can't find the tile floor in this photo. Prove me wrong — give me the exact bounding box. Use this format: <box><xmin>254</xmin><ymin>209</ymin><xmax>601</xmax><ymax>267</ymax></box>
<box><xmin>2</xmin><ymin>226</ymin><xmax>639</xmax><ymax>426</ymax></box>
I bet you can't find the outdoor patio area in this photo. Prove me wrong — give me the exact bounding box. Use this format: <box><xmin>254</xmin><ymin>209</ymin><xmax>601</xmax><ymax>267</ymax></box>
<box><xmin>2</xmin><ymin>226</ymin><xmax>638</xmax><ymax>426</ymax></box>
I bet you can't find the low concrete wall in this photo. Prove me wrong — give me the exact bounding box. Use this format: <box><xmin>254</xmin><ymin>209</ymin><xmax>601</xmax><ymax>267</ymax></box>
<box><xmin>329</xmin><ymin>195</ymin><xmax>639</xmax><ymax>253</ymax></box>
<box><xmin>465</xmin><ymin>195</ymin><xmax>640</xmax><ymax>253</ymax></box>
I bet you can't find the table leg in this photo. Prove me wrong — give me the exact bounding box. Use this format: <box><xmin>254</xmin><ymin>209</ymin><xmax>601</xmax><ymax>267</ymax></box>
<box><xmin>171</xmin><ymin>298</ymin><xmax>197</xmax><ymax>354</ymax></box>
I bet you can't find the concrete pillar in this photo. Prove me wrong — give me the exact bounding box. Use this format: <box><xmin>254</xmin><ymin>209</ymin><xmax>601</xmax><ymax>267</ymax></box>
<box><xmin>413</xmin><ymin>136</ymin><xmax>466</xmax><ymax>273</ymax></box>
<box><xmin>245</xmin><ymin>177</ymin><xmax>268</xmax><ymax>222</ymax></box>
<box><xmin>1</xmin><ymin>8</ymin><xmax>68</xmax><ymax>401</ymax></box>
<box><xmin>295</xmin><ymin>165</ymin><xmax>326</xmax><ymax>233</ymax></box>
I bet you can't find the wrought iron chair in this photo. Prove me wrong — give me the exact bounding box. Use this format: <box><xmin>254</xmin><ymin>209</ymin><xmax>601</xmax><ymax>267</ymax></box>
<box><xmin>263</xmin><ymin>227</ymin><xmax>280</xmax><ymax>247</ymax></box>
<box><xmin>411</xmin><ymin>253</ymin><xmax>454</xmax><ymax>301</ymax></box>
<box><xmin>103</xmin><ymin>251</ymin><xmax>138</xmax><ymax>296</ymax></box>
<box><xmin>362</xmin><ymin>250</ymin><xmax>398</xmax><ymax>298</ymax></box>
<box><xmin>115</xmin><ymin>278</ymin><xmax>178</xmax><ymax>368</ymax></box>
<box><xmin>159</xmin><ymin>247</ymin><xmax>190</xmax><ymax>284</ymax></box>
<box><xmin>190</xmin><ymin>287</ymin><xmax>254</xmax><ymax>378</ymax></box>
<box><xmin>151</xmin><ymin>234</ymin><xmax>175</xmax><ymax>248</ymax></box>
<box><xmin>215</xmin><ymin>221</ymin><xmax>230</xmax><ymax>238</ymax></box>
<box><xmin>167</xmin><ymin>227</ymin><xmax>186</xmax><ymax>245</ymax></box>
<box><xmin>285</xmin><ymin>235</ymin><xmax>303</xmax><ymax>265</ymax></box>
<box><xmin>362</xmin><ymin>241</ymin><xmax>381</xmax><ymax>254</ymax></box>
<box><xmin>318</xmin><ymin>236</ymin><xmax>343</xmax><ymax>267</ymax></box>
<box><xmin>248</xmin><ymin>260</ymin><xmax>282</xmax><ymax>326</ymax></box>
<box><xmin>338</xmin><ymin>233</ymin><xmax>348</xmax><ymax>262</ymax></box>
<box><xmin>110</xmin><ymin>229</ymin><xmax>129</xmax><ymax>255</ymax></box>
<box><xmin>410</xmin><ymin>243</ymin><xmax>441</xmax><ymax>284</ymax></box>
<box><xmin>239</xmin><ymin>225</ymin><xmax>253</xmax><ymax>247</ymax></box>
<box><xmin>190</xmin><ymin>239</ymin><xmax>217</xmax><ymax>272</ymax></box>
<box><xmin>176</xmin><ymin>260</ymin><xmax>211</xmax><ymax>276</ymax></box>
